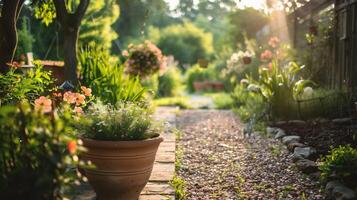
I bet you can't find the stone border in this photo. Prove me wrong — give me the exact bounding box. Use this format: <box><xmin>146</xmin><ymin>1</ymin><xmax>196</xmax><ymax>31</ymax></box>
<box><xmin>267</xmin><ymin>122</ymin><xmax>357</xmax><ymax>200</ymax></box>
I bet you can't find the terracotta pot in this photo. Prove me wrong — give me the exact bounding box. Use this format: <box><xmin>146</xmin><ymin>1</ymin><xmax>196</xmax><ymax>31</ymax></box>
<box><xmin>81</xmin><ymin>136</ymin><xmax>163</xmax><ymax>200</ymax></box>
<box><xmin>213</xmin><ymin>82</ymin><xmax>225</xmax><ymax>91</ymax></box>
<box><xmin>243</xmin><ymin>56</ymin><xmax>252</xmax><ymax>65</ymax></box>
<box><xmin>193</xmin><ymin>81</ymin><xmax>206</xmax><ymax>92</ymax></box>
<box><xmin>198</xmin><ymin>59</ymin><xmax>209</xmax><ymax>68</ymax></box>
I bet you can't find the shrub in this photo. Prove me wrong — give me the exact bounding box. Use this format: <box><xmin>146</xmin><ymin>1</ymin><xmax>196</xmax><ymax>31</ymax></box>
<box><xmin>79</xmin><ymin>101</ymin><xmax>161</xmax><ymax>141</ymax></box>
<box><xmin>150</xmin><ymin>23</ymin><xmax>213</xmax><ymax>65</ymax></box>
<box><xmin>78</xmin><ymin>46</ymin><xmax>146</xmax><ymax>105</ymax></box>
<box><xmin>186</xmin><ymin>65</ymin><xmax>215</xmax><ymax>93</ymax></box>
<box><xmin>0</xmin><ymin>64</ymin><xmax>52</xmax><ymax>106</ymax></box>
<box><xmin>205</xmin><ymin>93</ymin><xmax>234</xmax><ymax>109</ymax></box>
<box><xmin>158</xmin><ymin>66</ymin><xmax>181</xmax><ymax>97</ymax></box>
<box><xmin>0</xmin><ymin>102</ymin><xmax>85</xmax><ymax>199</ymax></box>
<box><xmin>319</xmin><ymin>145</ymin><xmax>357</xmax><ymax>186</ymax></box>
<box><xmin>123</xmin><ymin>40</ymin><xmax>166</xmax><ymax>78</ymax></box>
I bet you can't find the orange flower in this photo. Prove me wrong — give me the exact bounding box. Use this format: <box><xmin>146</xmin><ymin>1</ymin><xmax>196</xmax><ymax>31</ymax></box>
<box><xmin>63</xmin><ymin>91</ymin><xmax>76</xmax><ymax>104</ymax></box>
<box><xmin>81</xmin><ymin>86</ymin><xmax>92</xmax><ymax>97</ymax></box>
<box><xmin>34</xmin><ymin>96</ymin><xmax>52</xmax><ymax>113</ymax></box>
<box><xmin>74</xmin><ymin>106</ymin><xmax>83</xmax><ymax>114</ymax></box>
<box><xmin>67</xmin><ymin>141</ymin><xmax>77</xmax><ymax>154</ymax></box>
<box><xmin>268</xmin><ymin>37</ymin><xmax>280</xmax><ymax>48</ymax></box>
<box><xmin>75</xmin><ymin>93</ymin><xmax>86</xmax><ymax>105</ymax></box>
<box><xmin>268</xmin><ymin>62</ymin><xmax>273</xmax><ymax>71</ymax></box>
<box><xmin>52</xmin><ymin>92</ymin><xmax>62</xmax><ymax>97</ymax></box>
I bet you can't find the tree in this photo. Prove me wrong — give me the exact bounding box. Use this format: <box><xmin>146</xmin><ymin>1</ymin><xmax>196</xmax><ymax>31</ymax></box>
<box><xmin>0</xmin><ymin>0</ymin><xmax>26</xmax><ymax>73</ymax></box>
<box><xmin>150</xmin><ymin>22</ymin><xmax>213</xmax><ymax>66</ymax></box>
<box><xmin>114</xmin><ymin>0</ymin><xmax>172</xmax><ymax>48</ymax></box>
<box><xmin>228</xmin><ymin>8</ymin><xmax>268</xmax><ymax>49</ymax></box>
<box><xmin>52</xmin><ymin>0</ymin><xmax>90</xmax><ymax>84</ymax></box>
<box><xmin>80</xmin><ymin>0</ymin><xmax>119</xmax><ymax>52</ymax></box>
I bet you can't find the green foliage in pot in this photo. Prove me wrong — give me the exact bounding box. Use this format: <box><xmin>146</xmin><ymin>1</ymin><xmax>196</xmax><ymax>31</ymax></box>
<box><xmin>0</xmin><ymin>64</ymin><xmax>52</xmax><ymax>106</ymax></box>
<box><xmin>319</xmin><ymin>145</ymin><xmax>357</xmax><ymax>186</ymax></box>
<box><xmin>0</xmin><ymin>102</ymin><xmax>85</xmax><ymax>199</ymax></box>
<box><xmin>79</xmin><ymin>101</ymin><xmax>161</xmax><ymax>141</ymax></box>
<box><xmin>78</xmin><ymin>46</ymin><xmax>146</xmax><ymax>105</ymax></box>
<box><xmin>186</xmin><ymin>65</ymin><xmax>215</xmax><ymax>93</ymax></box>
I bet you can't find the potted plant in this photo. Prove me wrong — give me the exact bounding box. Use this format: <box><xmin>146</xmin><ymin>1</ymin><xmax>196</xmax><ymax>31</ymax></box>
<box><xmin>78</xmin><ymin>102</ymin><xmax>163</xmax><ymax>200</ymax></box>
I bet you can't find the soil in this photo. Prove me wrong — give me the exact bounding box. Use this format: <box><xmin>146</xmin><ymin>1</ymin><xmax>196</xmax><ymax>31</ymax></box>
<box><xmin>275</xmin><ymin>120</ymin><xmax>357</xmax><ymax>156</ymax></box>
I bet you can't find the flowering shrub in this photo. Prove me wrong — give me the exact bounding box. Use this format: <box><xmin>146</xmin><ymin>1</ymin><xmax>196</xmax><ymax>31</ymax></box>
<box><xmin>0</xmin><ymin>102</ymin><xmax>87</xmax><ymax>199</ymax></box>
<box><xmin>0</xmin><ymin>64</ymin><xmax>52</xmax><ymax>106</ymax></box>
<box><xmin>34</xmin><ymin>86</ymin><xmax>94</xmax><ymax>116</ymax></box>
<box><xmin>78</xmin><ymin>101</ymin><xmax>161</xmax><ymax>141</ymax></box>
<box><xmin>223</xmin><ymin>50</ymin><xmax>255</xmax><ymax>79</ymax></box>
<box><xmin>123</xmin><ymin>40</ymin><xmax>166</xmax><ymax>78</ymax></box>
<box><xmin>79</xmin><ymin>46</ymin><xmax>146</xmax><ymax>105</ymax></box>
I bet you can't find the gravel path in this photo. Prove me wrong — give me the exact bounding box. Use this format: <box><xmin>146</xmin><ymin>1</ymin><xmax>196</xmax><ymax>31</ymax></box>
<box><xmin>176</xmin><ymin>110</ymin><xmax>326</xmax><ymax>200</ymax></box>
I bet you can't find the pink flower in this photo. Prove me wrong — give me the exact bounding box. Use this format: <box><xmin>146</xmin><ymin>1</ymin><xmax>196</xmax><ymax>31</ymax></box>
<box><xmin>63</xmin><ymin>91</ymin><xmax>76</xmax><ymax>104</ymax></box>
<box><xmin>34</xmin><ymin>96</ymin><xmax>52</xmax><ymax>113</ymax></box>
<box><xmin>74</xmin><ymin>107</ymin><xmax>83</xmax><ymax>114</ymax></box>
<box><xmin>75</xmin><ymin>93</ymin><xmax>86</xmax><ymax>106</ymax></box>
<box><xmin>81</xmin><ymin>86</ymin><xmax>92</xmax><ymax>97</ymax></box>
<box><xmin>260</xmin><ymin>50</ymin><xmax>273</xmax><ymax>61</ymax></box>
<box><xmin>269</xmin><ymin>37</ymin><xmax>280</xmax><ymax>48</ymax></box>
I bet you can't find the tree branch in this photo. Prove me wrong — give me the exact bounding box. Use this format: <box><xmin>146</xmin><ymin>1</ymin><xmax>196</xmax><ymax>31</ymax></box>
<box><xmin>74</xmin><ymin>0</ymin><xmax>89</xmax><ymax>25</ymax></box>
<box><xmin>15</xmin><ymin>0</ymin><xmax>25</xmax><ymax>21</ymax></box>
<box><xmin>53</xmin><ymin>0</ymin><xmax>67</xmax><ymax>23</ymax></box>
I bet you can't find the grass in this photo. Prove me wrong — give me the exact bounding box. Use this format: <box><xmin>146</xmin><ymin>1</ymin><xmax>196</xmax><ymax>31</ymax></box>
<box><xmin>204</xmin><ymin>92</ymin><xmax>234</xmax><ymax>109</ymax></box>
<box><xmin>153</xmin><ymin>97</ymin><xmax>191</xmax><ymax>109</ymax></box>
<box><xmin>171</xmin><ymin>128</ymin><xmax>186</xmax><ymax>199</ymax></box>
<box><xmin>170</xmin><ymin>175</ymin><xmax>186</xmax><ymax>200</ymax></box>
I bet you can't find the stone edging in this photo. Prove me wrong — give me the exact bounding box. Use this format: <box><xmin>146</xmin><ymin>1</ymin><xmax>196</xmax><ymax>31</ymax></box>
<box><xmin>266</xmin><ymin>124</ymin><xmax>357</xmax><ymax>200</ymax></box>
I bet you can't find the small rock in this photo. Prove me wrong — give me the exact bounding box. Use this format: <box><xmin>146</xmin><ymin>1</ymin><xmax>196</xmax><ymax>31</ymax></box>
<box><xmin>332</xmin><ymin>118</ymin><xmax>353</xmax><ymax>126</ymax></box>
<box><xmin>316</xmin><ymin>118</ymin><xmax>331</xmax><ymax>124</ymax></box>
<box><xmin>267</xmin><ymin>127</ymin><xmax>278</xmax><ymax>135</ymax></box>
<box><xmin>287</xmin><ymin>142</ymin><xmax>306</xmax><ymax>152</ymax></box>
<box><xmin>326</xmin><ymin>181</ymin><xmax>357</xmax><ymax>200</ymax></box>
<box><xmin>293</xmin><ymin>147</ymin><xmax>316</xmax><ymax>160</ymax></box>
<box><xmin>295</xmin><ymin>159</ymin><xmax>318</xmax><ymax>173</ymax></box>
<box><xmin>288</xmin><ymin>120</ymin><xmax>307</xmax><ymax>126</ymax></box>
<box><xmin>274</xmin><ymin>121</ymin><xmax>288</xmax><ymax>126</ymax></box>
<box><xmin>274</xmin><ymin>129</ymin><xmax>286</xmax><ymax>139</ymax></box>
<box><xmin>282</xmin><ymin>135</ymin><xmax>301</xmax><ymax>145</ymax></box>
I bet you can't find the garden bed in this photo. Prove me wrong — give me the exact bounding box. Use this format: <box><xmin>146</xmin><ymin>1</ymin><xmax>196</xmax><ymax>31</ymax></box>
<box><xmin>274</xmin><ymin>119</ymin><xmax>357</xmax><ymax>157</ymax></box>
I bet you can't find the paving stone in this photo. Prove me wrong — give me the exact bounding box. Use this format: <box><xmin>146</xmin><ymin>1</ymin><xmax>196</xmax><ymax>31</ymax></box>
<box><xmin>141</xmin><ymin>182</ymin><xmax>175</xmax><ymax>195</ymax></box>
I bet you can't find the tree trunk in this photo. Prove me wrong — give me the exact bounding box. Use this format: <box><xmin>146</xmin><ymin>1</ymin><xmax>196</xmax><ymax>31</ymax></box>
<box><xmin>0</xmin><ymin>0</ymin><xmax>24</xmax><ymax>74</ymax></box>
<box><xmin>53</xmin><ymin>0</ymin><xmax>89</xmax><ymax>85</ymax></box>
<box><xmin>63</xmin><ymin>26</ymin><xmax>80</xmax><ymax>84</ymax></box>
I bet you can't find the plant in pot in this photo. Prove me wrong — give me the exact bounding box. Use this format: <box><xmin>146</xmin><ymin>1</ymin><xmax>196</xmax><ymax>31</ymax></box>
<box><xmin>78</xmin><ymin>101</ymin><xmax>163</xmax><ymax>200</ymax></box>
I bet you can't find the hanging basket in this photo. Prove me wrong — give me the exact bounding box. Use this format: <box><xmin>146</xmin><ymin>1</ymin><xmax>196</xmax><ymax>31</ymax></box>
<box><xmin>198</xmin><ymin>59</ymin><xmax>209</xmax><ymax>68</ymax></box>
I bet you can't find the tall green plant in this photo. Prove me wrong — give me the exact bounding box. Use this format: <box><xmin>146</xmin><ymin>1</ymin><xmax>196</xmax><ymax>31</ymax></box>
<box><xmin>247</xmin><ymin>60</ymin><xmax>314</xmax><ymax>119</ymax></box>
<box><xmin>0</xmin><ymin>64</ymin><xmax>52</xmax><ymax>106</ymax></box>
<box><xmin>78</xmin><ymin>46</ymin><xmax>146</xmax><ymax>105</ymax></box>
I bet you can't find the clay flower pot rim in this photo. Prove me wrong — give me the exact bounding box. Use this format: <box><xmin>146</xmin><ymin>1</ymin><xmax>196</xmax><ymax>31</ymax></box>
<box><xmin>81</xmin><ymin>136</ymin><xmax>163</xmax><ymax>149</ymax></box>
